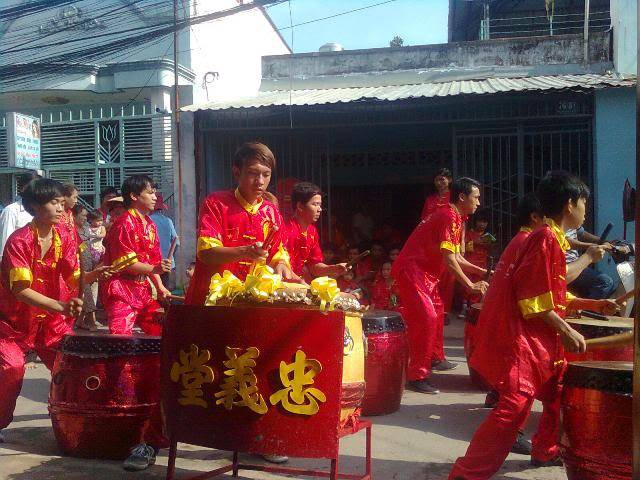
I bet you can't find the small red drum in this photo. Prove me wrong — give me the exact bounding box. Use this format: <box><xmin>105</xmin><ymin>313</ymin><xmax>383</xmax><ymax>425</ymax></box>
<box><xmin>566</xmin><ymin>316</ymin><xmax>633</xmax><ymax>362</ymax></box>
<box><xmin>464</xmin><ymin>303</ymin><xmax>490</xmax><ymax>390</ymax></box>
<box><xmin>49</xmin><ymin>332</ymin><xmax>162</xmax><ymax>459</ymax></box>
<box><xmin>561</xmin><ymin>361</ymin><xmax>632</xmax><ymax>480</ymax></box>
<box><xmin>361</xmin><ymin>310</ymin><xmax>408</xmax><ymax>416</ymax></box>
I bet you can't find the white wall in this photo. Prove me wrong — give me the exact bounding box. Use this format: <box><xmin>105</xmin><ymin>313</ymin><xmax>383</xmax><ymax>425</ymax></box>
<box><xmin>611</xmin><ymin>0</ymin><xmax>638</xmax><ymax>75</ymax></box>
<box><xmin>188</xmin><ymin>2</ymin><xmax>291</xmax><ymax>104</ymax></box>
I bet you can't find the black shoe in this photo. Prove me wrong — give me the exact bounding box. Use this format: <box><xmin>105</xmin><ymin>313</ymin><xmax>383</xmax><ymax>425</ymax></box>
<box><xmin>123</xmin><ymin>443</ymin><xmax>157</xmax><ymax>471</ymax></box>
<box><xmin>530</xmin><ymin>456</ymin><xmax>563</xmax><ymax>467</ymax></box>
<box><xmin>483</xmin><ymin>390</ymin><xmax>499</xmax><ymax>408</ymax></box>
<box><xmin>511</xmin><ymin>431</ymin><xmax>532</xmax><ymax>455</ymax></box>
<box><xmin>407</xmin><ymin>379</ymin><xmax>440</xmax><ymax>394</ymax></box>
<box><xmin>432</xmin><ymin>359</ymin><xmax>459</xmax><ymax>371</ymax></box>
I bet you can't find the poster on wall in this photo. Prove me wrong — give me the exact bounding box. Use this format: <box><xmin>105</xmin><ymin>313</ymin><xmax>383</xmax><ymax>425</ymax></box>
<box><xmin>7</xmin><ymin>112</ymin><xmax>41</xmax><ymax>170</ymax></box>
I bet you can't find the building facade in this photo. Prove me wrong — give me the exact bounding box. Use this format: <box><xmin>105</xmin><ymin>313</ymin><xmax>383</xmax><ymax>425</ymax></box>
<box><xmin>0</xmin><ymin>0</ymin><xmax>290</xmax><ymax>209</ymax></box>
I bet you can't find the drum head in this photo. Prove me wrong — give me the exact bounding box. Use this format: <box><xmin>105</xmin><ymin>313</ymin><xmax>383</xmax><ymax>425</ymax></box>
<box><xmin>362</xmin><ymin>310</ymin><xmax>405</xmax><ymax>334</ymax></box>
<box><xmin>60</xmin><ymin>332</ymin><xmax>161</xmax><ymax>357</ymax></box>
<box><xmin>564</xmin><ymin>361</ymin><xmax>632</xmax><ymax>396</ymax></box>
<box><xmin>567</xmin><ymin>316</ymin><xmax>633</xmax><ymax>338</ymax></box>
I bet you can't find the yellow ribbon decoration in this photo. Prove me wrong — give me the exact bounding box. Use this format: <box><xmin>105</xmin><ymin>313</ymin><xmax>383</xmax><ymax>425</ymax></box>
<box><xmin>310</xmin><ymin>277</ymin><xmax>341</xmax><ymax>311</ymax></box>
<box><xmin>244</xmin><ymin>264</ymin><xmax>283</xmax><ymax>302</ymax></box>
<box><xmin>205</xmin><ymin>270</ymin><xmax>245</xmax><ymax>306</ymax></box>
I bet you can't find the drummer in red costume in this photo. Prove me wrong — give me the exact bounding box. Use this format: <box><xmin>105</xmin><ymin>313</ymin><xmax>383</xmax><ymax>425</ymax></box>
<box><xmin>393</xmin><ymin>177</ymin><xmax>489</xmax><ymax>394</ymax></box>
<box><xmin>101</xmin><ymin>175</ymin><xmax>172</xmax><ymax>336</ymax></box>
<box><xmin>284</xmin><ymin>182</ymin><xmax>347</xmax><ymax>281</ymax></box>
<box><xmin>186</xmin><ymin>142</ymin><xmax>293</xmax><ymax>306</ymax></box>
<box><xmin>0</xmin><ymin>179</ymin><xmax>82</xmax><ymax>443</ymax></box>
<box><xmin>450</xmin><ymin>171</ymin><xmax>618</xmax><ymax>480</ymax></box>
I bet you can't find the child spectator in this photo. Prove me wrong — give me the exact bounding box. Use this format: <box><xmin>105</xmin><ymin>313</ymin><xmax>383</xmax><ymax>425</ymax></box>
<box><xmin>370</xmin><ymin>261</ymin><xmax>400</xmax><ymax>310</ymax></box>
<box><xmin>388</xmin><ymin>246</ymin><xmax>400</xmax><ymax>263</ymax></box>
<box><xmin>464</xmin><ymin>209</ymin><xmax>495</xmax><ymax>306</ymax></box>
<box><xmin>337</xmin><ymin>269</ymin><xmax>362</xmax><ymax>300</ymax></box>
<box><xmin>322</xmin><ymin>243</ymin><xmax>337</xmax><ymax>264</ymax></box>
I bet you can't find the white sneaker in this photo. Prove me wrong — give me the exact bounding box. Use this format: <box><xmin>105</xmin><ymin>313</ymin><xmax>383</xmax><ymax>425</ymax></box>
<box><xmin>262</xmin><ymin>454</ymin><xmax>289</xmax><ymax>464</ymax></box>
<box><xmin>123</xmin><ymin>443</ymin><xmax>157</xmax><ymax>471</ymax></box>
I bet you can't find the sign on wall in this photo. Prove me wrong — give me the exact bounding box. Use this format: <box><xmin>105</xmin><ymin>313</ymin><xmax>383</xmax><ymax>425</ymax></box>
<box><xmin>7</xmin><ymin>112</ymin><xmax>41</xmax><ymax>170</ymax></box>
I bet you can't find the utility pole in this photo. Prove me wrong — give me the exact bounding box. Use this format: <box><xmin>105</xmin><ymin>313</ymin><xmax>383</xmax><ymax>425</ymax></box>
<box><xmin>173</xmin><ymin>0</ymin><xmax>183</xmax><ymax>251</ymax></box>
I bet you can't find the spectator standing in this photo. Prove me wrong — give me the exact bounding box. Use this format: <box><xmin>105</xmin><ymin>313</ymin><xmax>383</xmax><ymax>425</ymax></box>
<box><xmin>149</xmin><ymin>193</ymin><xmax>178</xmax><ymax>289</ymax></box>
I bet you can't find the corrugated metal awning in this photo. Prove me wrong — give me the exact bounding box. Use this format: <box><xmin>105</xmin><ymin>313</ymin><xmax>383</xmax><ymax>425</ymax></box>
<box><xmin>183</xmin><ymin>74</ymin><xmax>635</xmax><ymax>112</ymax></box>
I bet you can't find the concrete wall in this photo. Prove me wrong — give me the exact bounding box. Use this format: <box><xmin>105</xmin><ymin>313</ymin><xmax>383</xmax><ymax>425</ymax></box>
<box><xmin>611</xmin><ymin>0</ymin><xmax>638</xmax><ymax>75</ymax></box>
<box><xmin>594</xmin><ymin>87</ymin><xmax>636</xmax><ymax>240</ymax></box>
<box><xmin>262</xmin><ymin>32</ymin><xmax>613</xmax><ymax>82</ymax></box>
<box><xmin>189</xmin><ymin>3</ymin><xmax>290</xmax><ymax>104</ymax></box>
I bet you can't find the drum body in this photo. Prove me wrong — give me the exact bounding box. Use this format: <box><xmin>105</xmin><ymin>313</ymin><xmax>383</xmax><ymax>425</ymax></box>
<box><xmin>361</xmin><ymin>310</ymin><xmax>408</xmax><ymax>416</ymax></box>
<box><xmin>566</xmin><ymin>317</ymin><xmax>633</xmax><ymax>362</ymax></box>
<box><xmin>341</xmin><ymin>312</ymin><xmax>366</xmax><ymax>424</ymax></box>
<box><xmin>48</xmin><ymin>333</ymin><xmax>162</xmax><ymax>459</ymax></box>
<box><xmin>561</xmin><ymin>361</ymin><xmax>632</xmax><ymax>480</ymax></box>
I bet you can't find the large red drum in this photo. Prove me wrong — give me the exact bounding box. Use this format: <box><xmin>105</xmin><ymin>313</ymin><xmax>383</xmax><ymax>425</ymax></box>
<box><xmin>48</xmin><ymin>332</ymin><xmax>162</xmax><ymax>459</ymax></box>
<box><xmin>361</xmin><ymin>310</ymin><xmax>408</xmax><ymax>416</ymax></box>
<box><xmin>566</xmin><ymin>316</ymin><xmax>633</xmax><ymax>362</ymax></box>
<box><xmin>561</xmin><ymin>361</ymin><xmax>632</xmax><ymax>480</ymax></box>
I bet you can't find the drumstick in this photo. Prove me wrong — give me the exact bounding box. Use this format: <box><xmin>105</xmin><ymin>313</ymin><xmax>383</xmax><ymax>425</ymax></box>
<box><xmin>346</xmin><ymin>250</ymin><xmax>371</xmax><ymax>269</ymax></box>
<box><xmin>580</xmin><ymin>310</ymin><xmax>609</xmax><ymax>321</ymax></box>
<box><xmin>167</xmin><ymin>236</ymin><xmax>179</xmax><ymax>261</ymax></box>
<box><xmin>167</xmin><ymin>294</ymin><xmax>185</xmax><ymax>302</ymax></box>
<box><xmin>585</xmin><ymin>332</ymin><xmax>633</xmax><ymax>349</ymax></box>
<box><xmin>615</xmin><ymin>287</ymin><xmax>638</xmax><ymax>305</ymax></box>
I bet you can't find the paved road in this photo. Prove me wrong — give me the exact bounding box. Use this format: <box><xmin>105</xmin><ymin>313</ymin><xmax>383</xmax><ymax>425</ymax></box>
<box><xmin>0</xmin><ymin>322</ymin><xmax>567</xmax><ymax>480</ymax></box>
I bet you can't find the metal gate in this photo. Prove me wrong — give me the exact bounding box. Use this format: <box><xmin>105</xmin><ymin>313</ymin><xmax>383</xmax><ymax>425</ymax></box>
<box><xmin>454</xmin><ymin>121</ymin><xmax>592</xmax><ymax>247</ymax></box>
<box><xmin>0</xmin><ymin>113</ymin><xmax>173</xmax><ymax>208</ymax></box>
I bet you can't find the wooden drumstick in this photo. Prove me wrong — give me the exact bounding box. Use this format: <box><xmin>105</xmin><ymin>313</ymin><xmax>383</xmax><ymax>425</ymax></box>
<box><xmin>585</xmin><ymin>332</ymin><xmax>633</xmax><ymax>350</ymax></box>
<box><xmin>346</xmin><ymin>250</ymin><xmax>371</xmax><ymax>270</ymax></box>
<box><xmin>167</xmin><ymin>293</ymin><xmax>185</xmax><ymax>302</ymax></box>
<box><xmin>615</xmin><ymin>288</ymin><xmax>638</xmax><ymax>305</ymax></box>
<box><xmin>167</xmin><ymin>236</ymin><xmax>179</xmax><ymax>261</ymax></box>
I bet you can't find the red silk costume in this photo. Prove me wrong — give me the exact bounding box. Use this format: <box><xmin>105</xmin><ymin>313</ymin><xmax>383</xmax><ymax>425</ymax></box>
<box><xmin>392</xmin><ymin>205</ymin><xmax>463</xmax><ymax>381</ymax></box>
<box><xmin>284</xmin><ymin>218</ymin><xmax>323</xmax><ymax>277</ymax></box>
<box><xmin>450</xmin><ymin>220</ymin><xmax>570</xmax><ymax>479</ymax></box>
<box><xmin>101</xmin><ymin>208</ymin><xmax>163</xmax><ymax>335</ymax></box>
<box><xmin>0</xmin><ymin>223</ymin><xmax>79</xmax><ymax>430</ymax></box>
<box><xmin>186</xmin><ymin>189</ymin><xmax>289</xmax><ymax>305</ymax></box>
<box><xmin>370</xmin><ymin>277</ymin><xmax>400</xmax><ymax>310</ymax></box>
<box><xmin>421</xmin><ymin>191</ymin><xmax>450</xmax><ymax>220</ymax></box>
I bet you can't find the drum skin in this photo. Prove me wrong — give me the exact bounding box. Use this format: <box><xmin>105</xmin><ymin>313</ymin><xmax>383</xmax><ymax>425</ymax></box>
<box><xmin>560</xmin><ymin>361</ymin><xmax>632</xmax><ymax>480</ymax></box>
<box><xmin>341</xmin><ymin>313</ymin><xmax>366</xmax><ymax>424</ymax></box>
<box><xmin>48</xmin><ymin>333</ymin><xmax>161</xmax><ymax>459</ymax></box>
<box><xmin>361</xmin><ymin>310</ymin><xmax>408</xmax><ymax>416</ymax></box>
<box><xmin>566</xmin><ymin>317</ymin><xmax>633</xmax><ymax>362</ymax></box>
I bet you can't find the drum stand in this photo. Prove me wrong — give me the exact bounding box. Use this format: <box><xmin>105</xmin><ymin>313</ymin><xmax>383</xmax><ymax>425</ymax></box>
<box><xmin>165</xmin><ymin>419</ymin><xmax>373</xmax><ymax>480</ymax></box>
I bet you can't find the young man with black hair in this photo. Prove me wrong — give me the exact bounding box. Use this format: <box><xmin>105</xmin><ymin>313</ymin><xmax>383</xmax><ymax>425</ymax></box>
<box><xmin>0</xmin><ymin>178</ymin><xmax>82</xmax><ymax>443</ymax></box>
<box><xmin>392</xmin><ymin>177</ymin><xmax>489</xmax><ymax>394</ymax></box>
<box><xmin>450</xmin><ymin>172</ymin><xmax>618</xmax><ymax>480</ymax></box>
<box><xmin>284</xmin><ymin>182</ymin><xmax>347</xmax><ymax>281</ymax></box>
<box><xmin>186</xmin><ymin>142</ymin><xmax>293</xmax><ymax>305</ymax></box>
<box><xmin>102</xmin><ymin>175</ymin><xmax>172</xmax><ymax>336</ymax></box>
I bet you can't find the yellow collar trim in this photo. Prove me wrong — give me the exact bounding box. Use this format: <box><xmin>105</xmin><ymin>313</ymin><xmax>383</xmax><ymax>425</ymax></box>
<box><xmin>235</xmin><ymin>188</ymin><xmax>263</xmax><ymax>215</ymax></box>
<box><xmin>544</xmin><ymin>218</ymin><xmax>570</xmax><ymax>252</ymax></box>
<box><xmin>519</xmin><ymin>227</ymin><xmax>533</xmax><ymax>233</ymax></box>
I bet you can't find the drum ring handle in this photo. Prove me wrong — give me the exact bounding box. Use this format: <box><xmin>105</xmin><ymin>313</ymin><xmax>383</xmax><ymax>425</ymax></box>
<box><xmin>85</xmin><ymin>375</ymin><xmax>101</xmax><ymax>391</ymax></box>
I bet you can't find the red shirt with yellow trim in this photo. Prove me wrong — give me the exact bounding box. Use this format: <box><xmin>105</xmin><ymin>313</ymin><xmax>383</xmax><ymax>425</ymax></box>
<box><xmin>284</xmin><ymin>217</ymin><xmax>323</xmax><ymax>277</ymax></box>
<box><xmin>421</xmin><ymin>191</ymin><xmax>450</xmax><ymax>220</ymax></box>
<box><xmin>370</xmin><ymin>276</ymin><xmax>400</xmax><ymax>310</ymax></box>
<box><xmin>186</xmin><ymin>189</ymin><xmax>289</xmax><ymax>305</ymax></box>
<box><xmin>0</xmin><ymin>222</ymin><xmax>79</xmax><ymax>340</ymax></box>
<box><xmin>392</xmin><ymin>204</ymin><xmax>463</xmax><ymax>288</ymax></box>
<box><xmin>470</xmin><ymin>221</ymin><xmax>569</xmax><ymax>395</ymax></box>
<box><xmin>102</xmin><ymin>208</ymin><xmax>162</xmax><ymax>275</ymax></box>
